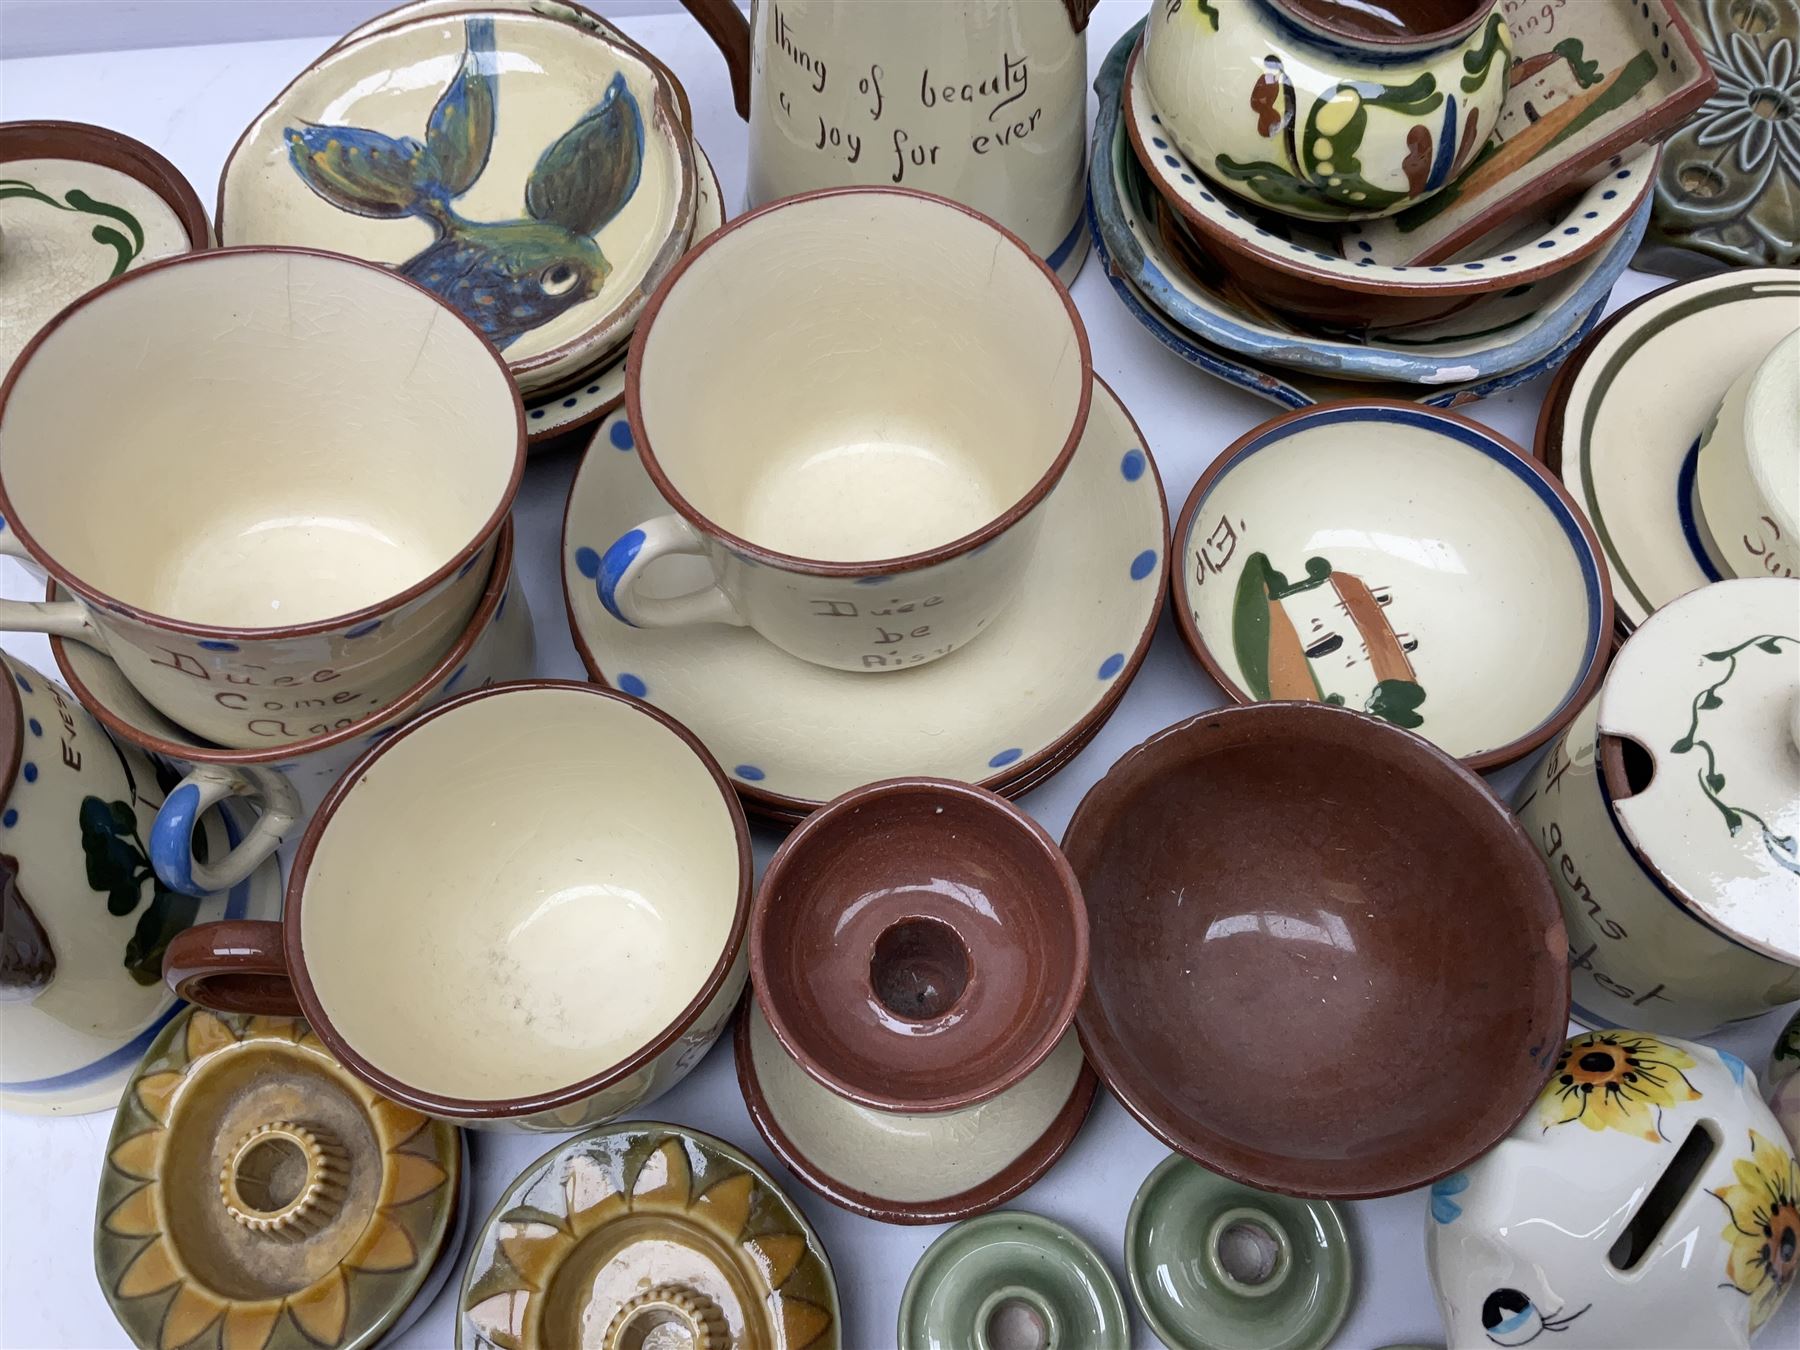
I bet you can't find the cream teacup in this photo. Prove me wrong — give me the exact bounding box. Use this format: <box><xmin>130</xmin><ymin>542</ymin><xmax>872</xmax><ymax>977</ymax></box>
<box><xmin>586</xmin><ymin>187</ymin><xmax>1091</xmax><ymax>673</ymax></box>
<box><xmin>0</xmin><ymin>247</ymin><xmax>524</xmax><ymax>748</ymax></box>
<box><xmin>1697</xmin><ymin>327</ymin><xmax>1798</xmax><ymax>580</ymax></box>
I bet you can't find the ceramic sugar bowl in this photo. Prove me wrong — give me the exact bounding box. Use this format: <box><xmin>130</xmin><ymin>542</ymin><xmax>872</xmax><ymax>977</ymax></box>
<box><xmin>1142</xmin><ymin>0</ymin><xmax>1511</xmax><ymax>220</ymax></box>
<box><xmin>1428</xmin><ymin>1030</ymin><xmax>1798</xmax><ymax>1346</ymax></box>
<box><xmin>1513</xmin><ymin>577</ymin><xmax>1800</xmax><ymax>1036</ymax></box>
<box><xmin>1696</xmin><ymin>328</ymin><xmax>1800</xmax><ymax>582</ymax></box>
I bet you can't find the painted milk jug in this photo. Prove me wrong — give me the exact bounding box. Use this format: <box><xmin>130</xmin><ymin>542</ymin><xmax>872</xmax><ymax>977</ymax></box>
<box><xmin>683</xmin><ymin>0</ymin><xmax>1095</xmax><ymax>283</ymax></box>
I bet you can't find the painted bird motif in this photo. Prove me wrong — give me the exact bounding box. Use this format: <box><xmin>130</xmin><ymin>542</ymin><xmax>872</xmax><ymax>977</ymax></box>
<box><xmin>283</xmin><ymin>17</ymin><xmax>645</xmax><ymax>350</ymax></box>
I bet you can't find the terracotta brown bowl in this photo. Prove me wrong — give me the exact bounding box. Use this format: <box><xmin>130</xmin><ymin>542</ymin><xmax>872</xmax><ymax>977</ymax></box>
<box><xmin>1063</xmin><ymin>703</ymin><xmax>1570</xmax><ymax>1200</ymax></box>
<box><xmin>752</xmin><ymin>778</ymin><xmax>1089</xmax><ymax>1114</ymax></box>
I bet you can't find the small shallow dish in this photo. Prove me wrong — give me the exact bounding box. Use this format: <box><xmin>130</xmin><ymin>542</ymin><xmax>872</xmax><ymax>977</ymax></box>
<box><xmin>457</xmin><ymin>1122</ymin><xmax>839</xmax><ymax>1350</ymax></box>
<box><xmin>899</xmin><ymin>1212</ymin><xmax>1129</xmax><ymax>1350</ymax></box>
<box><xmin>1116</xmin><ymin>25</ymin><xmax>1658</xmax><ymax>332</ymax></box>
<box><xmin>1173</xmin><ymin>402</ymin><xmax>1611</xmax><ymax>769</ymax></box>
<box><xmin>1126</xmin><ymin>1153</ymin><xmax>1352</xmax><ymax>1350</ymax></box>
<box><xmin>563</xmin><ymin>379</ymin><xmax>1168</xmax><ymax>817</ymax></box>
<box><xmin>1064</xmin><ymin>703</ymin><xmax>1570</xmax><ymax>1199</ymax></box>
<box><xmin>753</xmin><ymin>778</ymin><xmax>1087</xmax><ymax>1115</ymax></box>
<box><xmin>1539</xmin><ymin>268</ymin><xmax>1800</xmax><ymax>634</ymax></box>
<box><xmin>0</xmin><ymin>120</ymin><xmax>210</xmax><ymax>377</ymax></box>
<box><xmin>219</xmin><ymin>9</ymin><xmax>695</xmax><ymax>395</ymax></box>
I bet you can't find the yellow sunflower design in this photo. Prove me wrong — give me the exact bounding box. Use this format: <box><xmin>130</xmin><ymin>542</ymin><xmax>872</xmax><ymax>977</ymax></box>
<box><xmin>1537</xmin><ymin>1031</ymin><xmax>1702</xmax><ymax>1143</ymax></box>
<box><xmin>95</xmin><ymin>1009</ymin><xmax>460</xmax><ymax>1350</ymax></box>
<box><xmin>462</xmin><ymin>1126</ymin><xmax>839</xmax><ymax>1350</ymax></box>
<box><xmin>1712</xmin><ymin>1128</ymin><xmax>1800</xmax><ymax>1332</ymax></box>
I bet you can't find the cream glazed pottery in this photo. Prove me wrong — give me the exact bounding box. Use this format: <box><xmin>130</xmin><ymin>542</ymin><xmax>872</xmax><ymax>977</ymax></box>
<box><xmin>1697</xmin><ymin>328</ymin><xmax>1800</xmax><ymax>582</ymax></box>
<box><xmin>0</xmin><ymin>654</ymin><xmax>278</xmax><ymax>1117</ymax></box>
<box><xmin>0</xmin><ymin>248</ymin><xmax>524</xmax><ymax>749</ymax></box>
<box><xmin>564</xmin><ymin>378</ymin><xmax>1167</xmax><ymax>817</ymax></box>
<box><xmin>47</xmin><ymin>520</ymin><xmax>533</xmax><ymax>897</ymax></box>
<box><xmin>1427</xmin><ymin>1030</ymin><xmax>1798</xmax><ymax>1345</ymax></box>
<box><xmin>1142</xmin><ymin>0</ymin><xmax>1510</xmax><ymax>221</ymax></box>
<box><xmin>165</xmin><ymin>682</ymin><xmax>751</xmax><ymax>1132</ymax></box>
<box><xmin>597</xmin><ymin>187</ymin><xmax>1089</xmax><ymax>674</ymax></box>
<box><xmin>1772</xmin><ymin>1011</ymin><xmax>1800</xmax><ymax>1146</ymax></box>
<box><xmin>1514</xmin><ymin>578</ymin><xmax>1800</xmax><ymax>1036</ymax></box>
<box><xmin>680</xmin><ymin>0</ymin><xmax>1095</xmax><ymax>284</ymax></box>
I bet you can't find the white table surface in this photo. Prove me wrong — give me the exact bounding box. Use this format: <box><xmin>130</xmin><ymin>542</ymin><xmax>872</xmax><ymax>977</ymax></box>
<box><xmin>2</xmin><ymin>4</ymin><xmax>1796</xmax><ymax>1347</ymax></box>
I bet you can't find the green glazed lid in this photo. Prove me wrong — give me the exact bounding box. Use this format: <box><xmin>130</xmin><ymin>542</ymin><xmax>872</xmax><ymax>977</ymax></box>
<box><xmin>1125</xmin><ymin>1154</ymin><xmax>1353</xmax><ymax>1350</ymax></box>
<box><xmin>899</xmin><ymin>1212</ymin><xmax>1129</xmax><ymax>1350</ymax></box>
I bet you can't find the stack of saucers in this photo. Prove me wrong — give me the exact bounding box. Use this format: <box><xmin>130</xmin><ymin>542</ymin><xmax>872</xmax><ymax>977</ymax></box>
<box><xmin>1089</xmin><ymin>19</ymin><xmax>1658</xmax><ymax>410</ymax></box>
<box><xmin>214</xmin><ymin>0</ymin><xmax>727</xmax><ymax>450</ymax></box>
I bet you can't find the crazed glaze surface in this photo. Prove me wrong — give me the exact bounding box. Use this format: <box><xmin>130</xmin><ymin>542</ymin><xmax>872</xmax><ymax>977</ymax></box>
<box><xmin>1064</xmin><ymin>703</ymin><xmax>1570</xmax><ymax>1199</ymax></box>
<box><xmin>1174</xmin><ymin>402</ymin><xmax>1609</xmax><ymax>768</ymax></box>
<box><xmin>565</xmin><ymin>378</ymin><xmax>1167</xmax><ymax>813</ymax></box>
<box><xmin>0</xmin><ymin>248</ymin><xmax>522</xmax><ymax>748</ymax></box>
<box><xmin>1427</xmin><ymin>1031</ymin><xmax>1799</xmax><ymax>1347</ymax></box>
<box><xmin>1697</xmin><ymin>327</ymin><xmax>1800</xmax><ymax>580</ymax></box>
<box><xmin>1143</xmin><ymin>0</ymin><xmax>1510</xmax><ymax>221</ymax></box>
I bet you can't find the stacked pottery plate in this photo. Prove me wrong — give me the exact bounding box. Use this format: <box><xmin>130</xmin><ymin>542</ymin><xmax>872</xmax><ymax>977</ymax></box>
<box><xmin>1091</xmin><ymin>20</ymin><xmax>1660</xmax><ymax>410</ymax></box>
<box><xmin>215</xmin><ymin>0</ymin><xmax>727</xmax><ymax>448</ymax></box>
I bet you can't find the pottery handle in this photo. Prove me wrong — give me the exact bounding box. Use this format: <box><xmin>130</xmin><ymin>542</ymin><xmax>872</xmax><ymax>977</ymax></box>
<box><xmin>163</xmin><ymin>919</ymin><xmax>300</xmax><ymax>1016</ymax></box>
<box><xmin>588</xmin><ymin>515</ymin><xmax>747</xmax><ymax>632</ymax></box>
<box><xmin>151</xmin><ymin>764</ymin><xmax>301</xmax><ymax>898</ymax></box>
<box><xmin>678</xmin><ymin>0</ymin><xmax>751</xmax><ymax>120</ymax></box>
<box><xmin>0</xmin><ymin>529</ymin><xmax>105</xmax><ymax>647</ymax></box>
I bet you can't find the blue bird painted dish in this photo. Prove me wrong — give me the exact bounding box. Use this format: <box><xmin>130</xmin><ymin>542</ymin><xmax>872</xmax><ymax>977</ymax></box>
<box><xmin>218</xmin><ymin>9</ymin><xmax>695</xmax><ymax>393</ymax></box>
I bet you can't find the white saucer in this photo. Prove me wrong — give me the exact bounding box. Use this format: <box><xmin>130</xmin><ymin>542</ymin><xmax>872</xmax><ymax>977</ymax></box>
<box><xmin>1540</xmin><ymin>269</ymin><xmax>1800</xmax><ymax>633</ymax></box>
<box><xmin>563</xmin><ymin>378</ymin><xmax>1170</xmax><ymax>816</ymax></box>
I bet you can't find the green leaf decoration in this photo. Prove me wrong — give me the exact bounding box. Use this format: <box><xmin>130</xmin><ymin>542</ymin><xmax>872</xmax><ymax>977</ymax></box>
<box><xmin>1461</xmin><ymin>13</ymin><xmax>1512</xmax><ymax>94</ymax></box>
<box><xmin>64</xmin><ymin>188</ymin><xmax>144</xmax><ymax>255</ymax></box>
<box><xmin>88</xmin><ymin>225</ymin><xmax>134</xmax><ymax>278</ymax></box>
<box><xmin>1670</xmin><ymin>735</ymin><xmax>1694</xmax><ymax>754</ymax></box>
<box><xmin>1758</xmin><ymin>638</ymin><xmax>1787</xmax><ymax>655</ymax></box>
<box><xmin>1362</xmin><ymin>73</ymin><xmax>1443</xmax><ymax>117</ymax></box>
<box><xmin>1706</xmin><ymin>772</ymin><xmax>1726</xmax><ymax>792</ymax></box>
<box><xmin>1366</xmin><ymin>678</ymin><xmax>1427</xmax><ymax>729</ymax></box>
<box><xmin>1700</xmin><ymin>690</ymin><xmax>1724</xmax><ymax>709</ymax></box>
<box><xmin>122</xmin><ymin>889</ymin><xmax>201</xmax><ymax>986</ymax></box>
<box><xmin>1551</xmin><ymin>37</ymin><xmax>1605</xmax><ymax>90</ymax></box>
<box><xmin>1232</xmin><ymin>555</ymin><xmax>1275</xmax><ymax>701</ymax></box>
<box><xmin>0</xmin><ymin>180</ymin><xmax>146</xmax><ymax>278</ymax></box>
<box><xmin>79</xmin><ymin>796</ymin><xmax>151</xmax><ymax>917</ymax></box>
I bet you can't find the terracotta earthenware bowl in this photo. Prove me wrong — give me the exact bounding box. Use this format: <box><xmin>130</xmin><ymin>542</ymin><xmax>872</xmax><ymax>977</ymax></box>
<box><xmin>752</xmin><ymin>778</ymin><xmax>1088</xmax><ymax>1114</ymax></box>
<box><xmin>1063</xmin><ymin>703</ymin><xmax>1569</xmax><ymax>1199</ymax></box>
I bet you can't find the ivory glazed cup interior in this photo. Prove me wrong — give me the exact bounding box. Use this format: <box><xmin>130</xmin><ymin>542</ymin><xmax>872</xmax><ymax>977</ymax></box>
<box><xmin>285</xmin><ymin>683</ymin><xmax>748</xmax><ymax>1116</ymax></box>
<box><xmin>0</xmin><ymin>247</ymin><xmax>520</xmax><ymax>632</ymax></box>
<box><xmin>629</xmin><ymin>187</ymin><xmax>1091</xmax><ymax>568</ymax></box>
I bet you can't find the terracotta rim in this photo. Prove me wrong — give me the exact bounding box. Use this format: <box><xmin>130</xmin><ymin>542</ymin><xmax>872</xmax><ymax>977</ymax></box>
<box><xmin>623</xmin><ymin>185</ymin><xmax>1094</xmax><ymax>578</ymax></box>
<box><xmin>732</xmin><ymin>1002</ymin><xmax>1101</xmax><ymax>1225</ymax></box>
<box><xmin>0</xmin><ymin>245</ymin><xmax>525</xmax><ymax>641</ymax></box>
<box><xmin>562</xmin><ymin>374</ymin><xmax>1169</xmax><ymax>818</ymax></box>
<box><xmin>0</xmin><ymin>119</ymin><xmax>211</xmax><ymax>249</ymax></box>
<box><xmin>49</xmin><ymin>519</ymin><xmax>515</xmax><ymax>766</ymax></box>
<box><xmin>749</xmin><ymin>776</ymin><xmax>1090</xmax><ymax>1114</ymax></box>
<box><xmin>1123</xmin><ymin>42</ymin><xmax>1660</xmax><ymax>291</ymax></box>
<box><xmin>1064</xmin><ymin>702</ymin><xmax>1571</xmax><ymax>1200</ymax></box>
<box><xmin>1262</xmin><ymin>0</ymin><xmax>1495</xmax><ymax>48</ymax></box>
<box><xmin>281</xmin><ymin>680</ymin><xmax>754</xmax><ymax>1119</ymax></box>
<box><xmin>214</xmin><ymin>8</ymin><xmax>698</xmax><ymax>384</ymax></box>
<box><xmin>1170</xmin><ymin>398</ymin><xmax>1615</xmax><ymax>773</ymax></box>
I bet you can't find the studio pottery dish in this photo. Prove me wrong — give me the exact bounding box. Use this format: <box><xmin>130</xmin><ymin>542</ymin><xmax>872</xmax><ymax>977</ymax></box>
<box><xmin>0</xmin><ymin>120</ymin><xmax>210</xmax><ymax>377</ymax></box>
<box><xmin>1142</xmin><ymin>0</ymin><xmax>1511</xmax><ymax>221</ymax></box>
<box><xmin>1539</xmin><ymin>268</ymin><xmax>1800</xmax><ymax>633</ymax></box>
<box><xmin>753</xmin><ymin>778</ymin><xmax>1087</xmax><ymax>1115</ymax></box>
<box><xmin>1695</xmin><ymin>327</ymin><xmax>1799</xmax><ymax>580</ymax></box>
<box><xmin>50</xmin><ymin>520</ymin><xmax>533</xmax><ymax>897</ymax></box>
<box><xmin>1172</xmin><ymin>402</ymin><xmax>1611</xmax><ymax>769</ymax></box>
<box><xmin>0</xmin><ymin>658</ymin><xmax>278</xmax><ymax>1117</ymax></box>
<box><xmin>0</xmin><ymin>247</ymin><xmax>523</xmax><ymax>749</ymax></box>
<box><xmin>565</xmin><ymin>378</ymin><xmax>1166</xmax><ymax>816</ymax></box>
<box><xmin>165</xmin><ymin>682</ymin><xmax>751</xmax><ymax>1131</ymax></box>
<box><xmin>1064</xmin><ymin>703</ymin><xmax>1570</xmax><ymax>1199</ymax></box>
<box><xmin>1512</xmin><ymin>578</ymin><xmax>1800</xmax><ymax>1037</ymax></box>
<box><xmin>218</xmin><ymin>10</ymin><xmax>696</xmax><ymax>395</ymax></box>
<box><xmin>601</xmin><ymin>187</ymin><xmax>1090</xmax><ymax>673</ymax></box>
<box><xmin>458</xmin><ymin>1122</ymin><xmax>840</xmax><ymax>1350</ymax></box>
<box><xmin>95</xmin><ymin>1008</ymin><xmax>465</xmax><ymax>1350</ymax></box>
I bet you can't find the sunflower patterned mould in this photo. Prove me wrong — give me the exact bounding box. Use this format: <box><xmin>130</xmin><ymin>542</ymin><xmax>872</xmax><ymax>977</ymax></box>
<box><xmin>457</xmin><ymin>1122</ymin><xmax>840</xmax><ymax>1350</ymax></box>
<box><xmin>1427</xmin><ymin>1029</ymin><xmax>1798</xmax><ymax>1348</ymax></box>
<box><xmin>92</xmin><ymin>1008</ymin><xmax>464</xmax><ymax>1350</ymax></box>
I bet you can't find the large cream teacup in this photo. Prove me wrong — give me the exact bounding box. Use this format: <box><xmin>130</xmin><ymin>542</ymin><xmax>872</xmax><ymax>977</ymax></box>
<box><xmin>589</xmin><ymin>187</ymin><xmax>1091</xmax><ymax>674</ymax></box>
<box><xmin>0</xmin><ymin>247</ymin><xmax>524</xmax><ymax>747</ymax></box>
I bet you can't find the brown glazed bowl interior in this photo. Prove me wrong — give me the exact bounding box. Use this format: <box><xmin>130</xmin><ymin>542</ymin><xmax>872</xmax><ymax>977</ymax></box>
<box><xmin>1064</xmin><ymin>703</ymin><xmax>1569</xmax><ymax>1199</ymax></box>
<box><xmin>752</xmin><ymin>778</ymin><xmax>1089</xmax><ymax>1114</ymax></box>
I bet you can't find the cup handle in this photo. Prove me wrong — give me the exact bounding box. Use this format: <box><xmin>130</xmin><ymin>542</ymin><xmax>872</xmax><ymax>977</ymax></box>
<box><xmin>151</xmin><ymin>765</ymin><xmax>301</xmax><ymax>898</ymax></box>
<box><xmin>163</xmin><ymin>919</ymin><xmax>300</xmax><ymax>1016</ymax></box>
<box><xmin>589</xmin><ymin>515</ymin><xmax>748</xmax><ymax>630</ymax></box>
<box><xmin>0</xmin><ymin>529</ymin><xmax>105</xmax><ymax>646</ymax></box>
